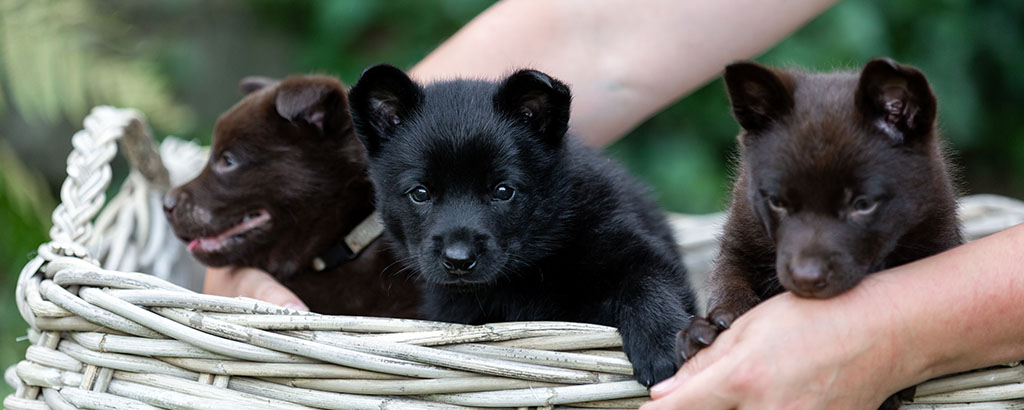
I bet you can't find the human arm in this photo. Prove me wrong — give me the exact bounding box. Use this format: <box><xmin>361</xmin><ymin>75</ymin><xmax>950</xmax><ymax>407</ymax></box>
<box><xmin>642</xmin><ymin>222</ymin><xmax>1024</xmax><ymax>409</ymax></box>
<box><xmin>410</xmin><ymin>0</ymin><xmax>840</xmax><ymax>146</ymax></box>
<box><xmin>203</xmin><ymin>267</ymin><xmax>309</xmax><ymax>311</ymax></box>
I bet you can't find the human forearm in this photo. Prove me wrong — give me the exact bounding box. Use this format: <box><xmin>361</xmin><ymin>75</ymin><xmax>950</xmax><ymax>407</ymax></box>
<box><xmin>411</xmin><ymin>0</ymin><xmax>840</xmax><ymax>145</ymax></box>
<box><xmin>874</xmin><ymin>223</ymin><xmax>1024</xmax><ymax>387</ymax></box>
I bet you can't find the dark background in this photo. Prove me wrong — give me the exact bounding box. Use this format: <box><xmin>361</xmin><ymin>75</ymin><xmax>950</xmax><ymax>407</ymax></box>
<box><xmin>2</xmin><ymin>0</ymin><xmax>1022</xmax><ymax>396</ymax></box>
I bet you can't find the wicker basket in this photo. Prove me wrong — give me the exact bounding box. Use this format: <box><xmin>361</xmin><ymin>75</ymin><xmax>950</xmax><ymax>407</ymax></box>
<box><xmin>4</xmin><ymin>107</ymin><xmax>1024</xmax><ymax>409</ymax></box>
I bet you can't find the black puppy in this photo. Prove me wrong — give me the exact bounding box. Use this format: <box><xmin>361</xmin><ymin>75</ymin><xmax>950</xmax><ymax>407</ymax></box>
<box><xmin>348</xmin><ymin>65</ymin><xmax>695</xmax><ymax>386</ymax></box>
<box><xmin>679</xmin><ymin>58</ymin><xmax>962</xmax><ymax>409</ymax></box>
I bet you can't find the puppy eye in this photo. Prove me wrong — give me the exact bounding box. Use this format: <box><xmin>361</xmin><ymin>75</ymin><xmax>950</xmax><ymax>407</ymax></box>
<box><xmin>215</xmin><ymin>151</ymin><xmax>238</xmax><ymax>172</ymax></box>
<box><xmin>493</xmin><ymin>184</ymin><xmax>515</xmax><ymax>201</ymax></box>
<box><xmin>766</xmin><ymin>195</ymin><xmax>788</xmax><ymax>213</ymax></box>
<box><xmin>519</xmin><ymin>107</ymin><xmax>534</xmax><ymax>120</ymax></box>
<box><xmin>851</xmin><ymin>197</ymin><xmax>878</xmax><ymax>215</ymax></box>
<box><xmin>408</xmin><ymin>186</ymin><xmax>430</xmax><ymax>203</ymax></box>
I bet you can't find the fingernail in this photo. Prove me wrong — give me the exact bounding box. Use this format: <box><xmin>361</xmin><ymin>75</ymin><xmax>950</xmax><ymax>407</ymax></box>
<box><xmin>649</xmin><ymin>374</ymin><xmax>681</xmax><ymax>395</ymax></box>
<box><xmin>284</xmin><ymin>302</ymin><xmax>309</xmax><ymax>312</ymax></box>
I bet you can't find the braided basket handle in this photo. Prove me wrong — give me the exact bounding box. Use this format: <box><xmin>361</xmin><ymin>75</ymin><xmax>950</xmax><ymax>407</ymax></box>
<box><xmin>48</xmin><ymin>106</ymin><xmax>169</xmax><ymax>256</ymax></box>
<box><xmin>119</xmin><ymin>111</ymin><xmax>170</xmax><ymax>191</ymax></box>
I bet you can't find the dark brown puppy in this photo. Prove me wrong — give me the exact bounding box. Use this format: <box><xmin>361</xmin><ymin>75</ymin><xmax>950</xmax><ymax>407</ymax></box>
<box><xmin>163</xmin><ymin>75</ymin><xmax>420</xmax><ymax>317</ymax></box>
<box><xmin>679</xmin><ymin>59</ymin><xmax>962</xmax><ymax>408</ymax></box>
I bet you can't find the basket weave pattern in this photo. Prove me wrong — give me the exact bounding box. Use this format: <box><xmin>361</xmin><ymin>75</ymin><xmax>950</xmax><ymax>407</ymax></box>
<box><xmin>4</xmin><ymin>107</ymin><xmax>1024</xmax><ymax>409</ymax></box>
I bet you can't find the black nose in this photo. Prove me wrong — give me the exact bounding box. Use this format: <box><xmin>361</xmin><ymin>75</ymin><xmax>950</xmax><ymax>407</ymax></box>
<box><xmin>442</xmin><ymin>242</ymin><xmax>477</xmax><ymax>274</ymax></box>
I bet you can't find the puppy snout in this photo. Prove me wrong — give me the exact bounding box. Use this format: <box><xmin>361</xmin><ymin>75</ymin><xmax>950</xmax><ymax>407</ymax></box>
<box><xmin>782</xmin><ymin>253</ymin><xmax>831</xmax><ymax>295</ymax></box>
<box><xmin>441</xmin><ymin>242</ymin><xmax>477</xmax><ymax>275</ymax></box>
<box><xmin>790</xmin><ymin>258</ymin><xmax>828</xmax><ymax>289</ymax></box>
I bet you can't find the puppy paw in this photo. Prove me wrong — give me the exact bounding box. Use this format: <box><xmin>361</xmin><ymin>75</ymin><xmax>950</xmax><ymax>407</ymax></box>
<box><xmin>631</xmin><ymin>353</ymin><xmax>679</xmax><ymax>387</ymax></box>
<box><xmin>675</xmin><ymin>317</ymin><xmax>720</xmax><ymax>364</ymax></box>
<box><xmin>707</xmin><ymin>307</ymin><xmax>739</xmax><ymax>330</ymax></box>
<box><xmin>675</xmin><ymin>307</ymin><xmax>739</xmax><ymax>364</ymax></box>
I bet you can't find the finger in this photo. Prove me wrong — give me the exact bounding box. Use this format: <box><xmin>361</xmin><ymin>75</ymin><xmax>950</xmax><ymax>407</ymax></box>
<box><xmin>202</xmin><ymin>267</ymin><xmax>236</xmax><ymax>295</ymax></box>
<box><xmin>255</xmin><ymin>279</ymin><xmax>310</xmax><ymax>311</ymax></box>
<box><xmin>679</xmin><ymin>329</ymin><xmax>730</xmax><ymax>377</ymax></box>
<box><xmin>643</xmin><ymin>356</ymin><xmax>738</xmax><ymax>410</ymax></box>
<box><xmin>648</xmin><ymin>374</ymin><xmax>683</xmax><ymax>399</ymax></box>
<box><xmin>242</xmin><ymin>268</ymin><xmax>310</xmax><ymax>311</ymax></box>
<box><xmin>205</xmin><ymin>267</ymin><xmax>311</xmax><ymax>311</ymax></box>
<box><xmin>650</xmin><ymin>336</ymin><xmax>726</xmax><ymax>400</ymax></box>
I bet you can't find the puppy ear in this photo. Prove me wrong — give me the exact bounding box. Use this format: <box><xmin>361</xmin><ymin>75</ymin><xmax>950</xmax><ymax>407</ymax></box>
<box><xmin>856</xmin><ymin>58</ymin><xmax>936</xmax><ymax>144</ymax></box>
<box><xmin>274</xmin><ymin>76</ymin><xmax>350</xmax><ymax>136</ymax></box>
<box><xmin>494</xmin><ymin>69</ymin><xmax>571</xmax><ymax>145</ymax></box>
<box><xmin>723</xmin><ymin>62</ymin><xmax>795</xmax><ymax>134</ymax></box>
<box><xmin>349</xmin><ymin>64</ymin><xmax>423</xmax><ymax>155</ymax></box>
<box><xmin>239</xmin><ymin>76</ymin><xmax>278</xmax><ymax>94</ymax></box>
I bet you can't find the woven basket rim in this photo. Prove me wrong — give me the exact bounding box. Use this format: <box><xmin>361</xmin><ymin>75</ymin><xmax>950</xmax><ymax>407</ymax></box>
<box><xmin>5</xmin><ymin>106</ymin><xmax>1024</xmax><ymax>409</ymax></box>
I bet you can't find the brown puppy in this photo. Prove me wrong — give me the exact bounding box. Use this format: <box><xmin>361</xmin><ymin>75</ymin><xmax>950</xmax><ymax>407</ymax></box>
<box><xmin>679</xmin><ymin>59</ymin><xmax>962</xmax><ymax>409</ymax></box>
<box><xmin>163</xmin><ymin>75</ymin><xmax>420</xmax><ymax>317</ymax></box>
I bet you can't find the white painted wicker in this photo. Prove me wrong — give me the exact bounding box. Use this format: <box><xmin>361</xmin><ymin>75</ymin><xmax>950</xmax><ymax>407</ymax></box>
<box><xmin>4</xmin><ymin>107</ymin><xmax>1024</xmax><ymax>409</ymax></box>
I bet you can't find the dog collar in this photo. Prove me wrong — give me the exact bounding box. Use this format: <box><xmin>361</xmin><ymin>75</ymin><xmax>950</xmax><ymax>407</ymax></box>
<box><xmin>312</xmin><ymin>211</ymin><xmax>383</xmax><ymax>271</ymax></box>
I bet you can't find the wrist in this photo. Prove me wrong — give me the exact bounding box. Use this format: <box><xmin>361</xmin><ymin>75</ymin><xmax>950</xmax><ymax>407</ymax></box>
<box><xmin>839</xmin><ymin>273</ymin><xmax>929</xmax><ymax>395</ymax></box>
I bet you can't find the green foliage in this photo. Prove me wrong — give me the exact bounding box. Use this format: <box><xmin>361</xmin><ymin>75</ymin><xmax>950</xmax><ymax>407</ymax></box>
<box><xmin>247</xmin><ymin>0</ymin><xmax>494</xmax><ymax>82</ymax></box>
<box><xmin>0</xmin><ymin>141</ymin><xmax>52</xmax><ymax>397</ymax></box>
<box><xmin>0</xmin><ymin>0</ymin><xmax>195</xmax><ymax>133</ymax></box>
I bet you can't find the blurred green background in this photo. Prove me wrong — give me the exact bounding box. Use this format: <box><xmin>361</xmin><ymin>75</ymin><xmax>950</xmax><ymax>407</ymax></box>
<box><xmin>2</xmin><ymin>0</ymin><xmax>1023</xmax><ymax>397</ymax></box>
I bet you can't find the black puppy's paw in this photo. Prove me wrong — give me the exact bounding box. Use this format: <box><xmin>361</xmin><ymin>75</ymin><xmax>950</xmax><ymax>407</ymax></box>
<box><xmin>631</xmin><ymin>352</ymin><xmax>679</xmax><ymax>388</ymax></box>
<box><xmin>621</xmin><ymin>327</ymin><xmax>679</xmax><ymax>387</ymax></box>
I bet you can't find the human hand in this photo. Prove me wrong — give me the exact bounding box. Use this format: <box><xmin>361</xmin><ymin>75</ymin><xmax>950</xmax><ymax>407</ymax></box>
<box><xmin>642</xmin><ymin>290</ymin><xmax>908</xmax><ymax>410</ymax></box>
<box><xmin>203</xmin><ymin>266</ymin><xmax>309</xmax><ymax>311</ymax></box>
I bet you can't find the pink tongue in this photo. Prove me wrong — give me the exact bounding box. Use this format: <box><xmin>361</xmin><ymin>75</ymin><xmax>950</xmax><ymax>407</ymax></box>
<box><xmin>189</xmin><ymin>236</ymin><xmax>226</xmax><ymax>253</ymax></box>
<box><xmin>185</xmin><ymin>210</ymin><xmax>271</xmax><ymax>253</ymax></box>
